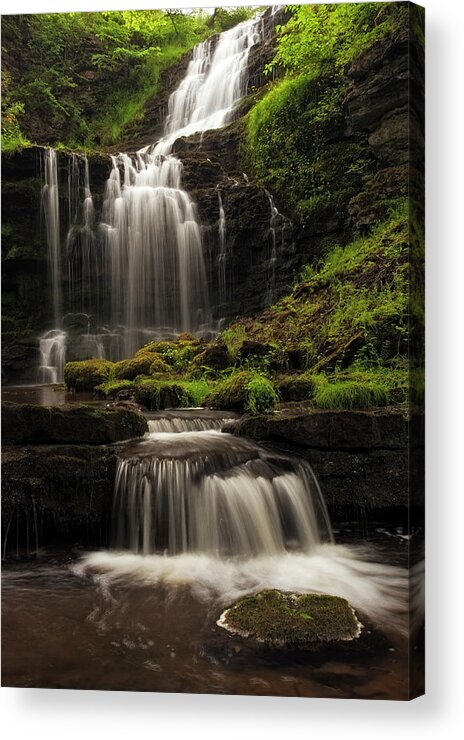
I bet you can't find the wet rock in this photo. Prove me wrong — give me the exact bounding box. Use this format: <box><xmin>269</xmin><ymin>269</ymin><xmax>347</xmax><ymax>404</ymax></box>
<box><xmin>230</xmin><ymin>408</ymin><xmax>408</xmax><ymax>450</ymax></box>
<box><xmin>1</xmin><ymin>444</ymin><xmax>118</xmax><ymax>552</ymax></box>
<box><xmin>217</xmin><ymin>590</ymin><xmax>362</xmax><ymax>648</ymax></box>
<box><xmin>1</xmin><ymin>402</ymin><xmax>148</xmax><ymax>445</ymax></box>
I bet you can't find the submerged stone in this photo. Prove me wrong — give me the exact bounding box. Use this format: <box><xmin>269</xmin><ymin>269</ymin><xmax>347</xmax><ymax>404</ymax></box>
<box><xmin>217</xmin><ymin>590</ymin><xmax>362</xmax><ymax>647</ymax></box>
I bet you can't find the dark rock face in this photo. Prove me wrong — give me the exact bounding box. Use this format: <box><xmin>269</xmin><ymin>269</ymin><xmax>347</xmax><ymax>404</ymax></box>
<box><xmin>2</xmin><ymin>444</ymin><xmax>118</xmax><ymax>552</ymax></box>
<box><xmin>229</xmin><ymin>408</ymin><xmax>416</xmax><ymax>521</ymax></box>
<box><xmin>1</xmin><ymin>146</ymin><xmax>111</xmax><ymax>384</ymax></box>
<box><xmin>1</xmin><ymin>402</ymin><xmax>148</xmax><ymax>445</ymax></box>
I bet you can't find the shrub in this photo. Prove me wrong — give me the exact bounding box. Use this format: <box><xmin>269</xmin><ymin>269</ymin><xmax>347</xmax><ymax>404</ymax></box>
<box><xmin>313</xmin><ymin>380</ymin><xmax>389</xmax><ymax>410</ymax></box>
<box><xmin>64</xmin><ymin>359</ymin><xmax>114</xmax><ymax>391</ymax></box>
<box><xmin>204</xmin><ymin>371</ymin><xmax>277</xmax><ymax>414</ymax></box>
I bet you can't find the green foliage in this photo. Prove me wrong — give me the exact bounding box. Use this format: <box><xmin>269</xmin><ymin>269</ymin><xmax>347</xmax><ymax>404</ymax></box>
<box><xmin>205</xmin><ymin>370</ymin><xmax>277</xmax><ymax>414</ymax></box>
<box><xmin>244</xmin><ymin>71</ymin><xmax>370</xmax><ymax>222</ymax></box>
<box><xmin>222</xmin><ymin>324</ymin><xmax>248</xmax><ymax>359</ymax></box>
<box><xmin>269</xmin><ymin>3</ymin><xmax>407</xmax><ymax>76</ymax></box>
<box><xmin>245</xmin><ymin>374</ymin><xmax>278</xmax><ymax>415</ymax></box>
<box><xmin>1</xmin><ymin>9</ymin><xmax>215</xmax><ymax>150</ymax></box>
<box><xmin>244</xmin><ymin>2</ymin><xmax>408</xmax><ymax>223</ymax></box>
<box><xmin>313</xmin><ymin>379</ymin><xmax>389</xmax><ymax>409</ymax></box>
<box><xmin>64</xmin><ymin>359</ymin><xmax>114</xmax><ymax>390</ymax></box>
<box><xmin>95</xmin><ymin>379</ymin><xmax>135</xmax><ymax>398</ymax></box>
<box><xmin>222</xmin><ymin>205</ymin><xmax>408</xmax><ymax>383</ymax></box>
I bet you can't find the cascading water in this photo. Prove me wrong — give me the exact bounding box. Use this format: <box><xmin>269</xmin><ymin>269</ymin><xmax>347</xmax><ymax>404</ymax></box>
<box><xmin>39</xmin><ymin>149</ymin><xmax>66</xmax><ymax>382</ymax></box>
<box><xmin>78</xmin><ymin>412</ymin><xmax>409</xmax><ymax>634</ymax></box>
<box><xmin>100</xmin><ymin>153</ymin><xmax>210</xmax><ymax>357</ymax></box>
<box><xmin>111</xmin><ymin>430</ymin><xmax>332</xmax><ymax>557</ymax></box>
<box><xmin>38</xmin><ymin>10</ymin><xmax>274</xmax><ymax>373</ymax></box>
<box><xmin>217</xmin><ymin>189</ymin><xmax>227</xmax><ymax>299</ymax></box>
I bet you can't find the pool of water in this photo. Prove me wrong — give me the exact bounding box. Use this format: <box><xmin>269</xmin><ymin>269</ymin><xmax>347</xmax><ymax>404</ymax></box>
<box><xmin>2</xmin><ymin>385</ymin><xmax>103</xmax><ymax>406</ymax></box>
<box><xmin>1</xmin><ymin>532</ymin><xmax>423</xmax><ymax>699</ymax></box>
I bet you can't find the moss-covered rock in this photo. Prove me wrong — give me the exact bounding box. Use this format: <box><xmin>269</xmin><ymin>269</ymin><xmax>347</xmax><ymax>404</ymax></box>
<box><xmin>276</xmin><ymin>373</ymin><xmax>319</xmax><ymax>402</ymax></box>
<box><xmin>204</xmin><ymin>371</ymin><xmax>277</xmax><ymax>413</ymax></box>
<box><xmin>1</xmin><ymin>402</ymin><xmax>148</xmax><ymax>445</ymax></box>
<box><xmin>134</xmin><ymin>380</ymin><xmax>192</xmax><ymax>411</ymax></box>
<box><xmin>217</xmin><ymin>590</ymin><xmax>362</xmax><ymax>647</ymax></box>
<box><xmin>95</xmin><ymin>379</ymin><xmax>136</xmax><ymax>399</ymax></box>
<box><xmin>190</xmin><ymin>341</ymin><xmax>231</xmax><ymax>373</ymax></box>
<box><xmin>113</xmin><ymin>352</ymin><xmax>170</xmax><ymax>380</ymax></box>
<box><xmin>64</xmin><ymin>359</ymin><xmax>114</xmax><ymax>391</ymax></box>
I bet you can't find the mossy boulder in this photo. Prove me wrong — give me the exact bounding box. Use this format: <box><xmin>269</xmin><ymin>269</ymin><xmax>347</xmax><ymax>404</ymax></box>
<box><xmin>1</xmin><ymin>402</ymin><xmax>148</xmax><ymax>445</ymax></box>
<box><xmin>113</xmin><ymin>352</ymin><xmax>170</xmax><ymax>380</ymax></box>
<box><xmin>217</xmin><ymin>590</ymin><xmax>362</xmax><ymax>648</ymax></box>
<box><xmin>276</xmin><ymin>373</ymin><xmax>319</xmax><ymax>402</ymax></box>
<box><xmin>190</xmin><ymin>341</ymin><xmax>231</xmax><ymax>373</ymax></box>
<box><xmin>95</xmin><ymin>379</ymin><xmax>136</xmax><ymax>399</ymax></box>
<box><xmin>64</xmin><ymin>359</ymin><xmax>114</xmax><ymax>391</ymax></box>
<box><xmin>134</xmin><ymin>380</ymin><xmax>193</xmax><ymax>411</ymax></box>
<box><xmin>204</xmin><ymin>371</ymin><xmax>277</xmax><ymax>413</ymax></box>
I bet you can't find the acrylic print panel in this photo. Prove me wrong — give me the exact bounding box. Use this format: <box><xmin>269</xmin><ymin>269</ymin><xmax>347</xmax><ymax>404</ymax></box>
<box><xmin>1</xmin><ymin>2</ymin><xmax>425</xmax><ymax>699</ymax></box>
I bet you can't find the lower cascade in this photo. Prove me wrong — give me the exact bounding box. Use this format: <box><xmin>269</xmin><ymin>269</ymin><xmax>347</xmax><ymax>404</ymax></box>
<box><xmin>78</xmin><ymin>413</ymin><xmax>409</xmax><ymax>635</ymax></box>
<box><xmin>112</xmin><ymin>429</ymin><xmax>332</xmax><ymax>557</ymax></box>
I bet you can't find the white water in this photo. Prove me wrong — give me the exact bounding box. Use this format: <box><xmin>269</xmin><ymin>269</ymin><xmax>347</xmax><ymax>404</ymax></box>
<box><xmin>37</xmin><ymin>10</ymin><xmax>279</xmax><ymax>370</ymax></box>
<box><xmin>151</xmin><ymin>13</ymin><xmax>263</xmax><ymax>157</ymax></box>
<box><xmin>38</xmin><ymin>329</ymin><xmax>67</xmax><ymax>384</ymax></box>
<box><xmin>76</xmin><ymin>547</ymin><xmax>409</xmax><ymax>635</ymax></box>
<box><xmin>100</xmin><ymin>153</ymin><xmax>210</xmax><ymax>357</ymax></box>
<box><xmin>111</xmin><ymin>430</ymin><xmax>332</xmax><ymax>558</ymax></box>
<box><xmin>42</xmin><ymin>148</ymin><xmax>62</xmax><ymax>327</ymax></box>
<box><xmin>217</xmin><ymin>189</ymin><xmax>227</xmax><ymax>300</ymax></box>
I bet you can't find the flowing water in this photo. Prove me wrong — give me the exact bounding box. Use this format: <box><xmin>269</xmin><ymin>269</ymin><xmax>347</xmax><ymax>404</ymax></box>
<box><xmin>38</xmin><ymin>10</ymin><xmax>271</xmax><ymax>375</ymax></box>
<box><xmin>2</xmin><ymin>407</ymin><xmax>418</xmax><ymax>696</ymax></box>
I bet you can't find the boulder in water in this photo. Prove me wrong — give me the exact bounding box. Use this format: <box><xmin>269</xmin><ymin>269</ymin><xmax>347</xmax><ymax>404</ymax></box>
<box><xmin>217</xmin><ymin>590</ymin><xmax>362</xmax><ymax>648</ymax></box>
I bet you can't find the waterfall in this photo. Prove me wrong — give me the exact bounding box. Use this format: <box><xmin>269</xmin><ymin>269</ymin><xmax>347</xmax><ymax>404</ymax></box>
<box><xmin>39</xmin><ymin>149</ymin><xmax>67</xmax><ymax>382</ymax></box>
<box><xmin>100</xmin><ymin>153</ymin><xmax>210</xmax><ymax>357</ymax></box>
<box><xmin>147</xmin><ymin>409</ymin><xmax>237</xmax><ymax>434</ymax></box>
<box><xmin>42</xmin><ymin>148</ymin><xmax>62</xmax><ymax>328</ymax></box>
<box><xmin>111</xmin><ymin>430</ymin><xmax>332</xmax><ymax>558</ymax></box>
<box><xmin>38</xmin><ymin>9</ymin><xmax>282</xmax><ymax>374</ymax></box>
<box><xmin>152</xmin><ymin>12</ymin><xmax>264</xmax><ymax>156</ymax></box>
<box><xmin>38</xmin><ymin>329</ymin><xmax>66</xmax><ymax>384</ymax></box>
<box><xmin>217</xmin><ymin>189</ymin><xmax>227</xmax><ymax>300</ymax></box>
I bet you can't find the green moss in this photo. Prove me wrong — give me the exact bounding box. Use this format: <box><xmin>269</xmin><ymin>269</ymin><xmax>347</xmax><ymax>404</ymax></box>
<box><xmin>95</xmin><ymin>379</ymin><xmax>135</xmax><ymax>399</ymax></box>
<box><xmin>133</xmin><ymin>378</ymin><xmax>211</xmax><ymax>410</ymax></box>
<box><xmin>204</xmin><ymin>371</ymin><xmax>277</xmax><ymax>414</ymax></box>
<box><xmin>276</xmin><ymin>373</ymin><xmax>320</xmax><ymax>403</ymax></box>
<box><xmin>113</xmin><ymin>352</ymin><xmax>170</xmax><ymax>380</ymax></box>
<box><xmin>64</xmin><ymin>359</ymin><xmax>114</xmax><ymax>391</ymax></box>
<box><xmin>221</xmin><ymin>590</ymin><xmax>361</xmax><ymax>646</ymax></box>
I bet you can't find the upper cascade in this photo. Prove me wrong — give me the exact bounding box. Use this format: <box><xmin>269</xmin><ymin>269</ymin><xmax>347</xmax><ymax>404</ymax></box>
<box><xmin>39</xmin><ymin>8</ymin><xmax>280</xmax><ymax>375</ymax></box>
<box><xmin>152</xmin><ymin>11</ymin><xmax>265</xmax><ymax>156</ymax></box>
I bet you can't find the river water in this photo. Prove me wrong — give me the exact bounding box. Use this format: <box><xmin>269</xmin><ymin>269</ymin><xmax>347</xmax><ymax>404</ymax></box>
<box><xmin>2</xmin><ymin>528</ymin><xmax>419</xmax><ymax>698</ymax></box>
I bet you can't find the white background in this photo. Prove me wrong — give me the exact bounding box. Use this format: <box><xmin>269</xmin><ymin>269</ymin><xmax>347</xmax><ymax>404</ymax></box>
<box><xmin>1</xmin><ymin>0</ymin><xmax>463</xmax><ymax>736</ymax></box>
